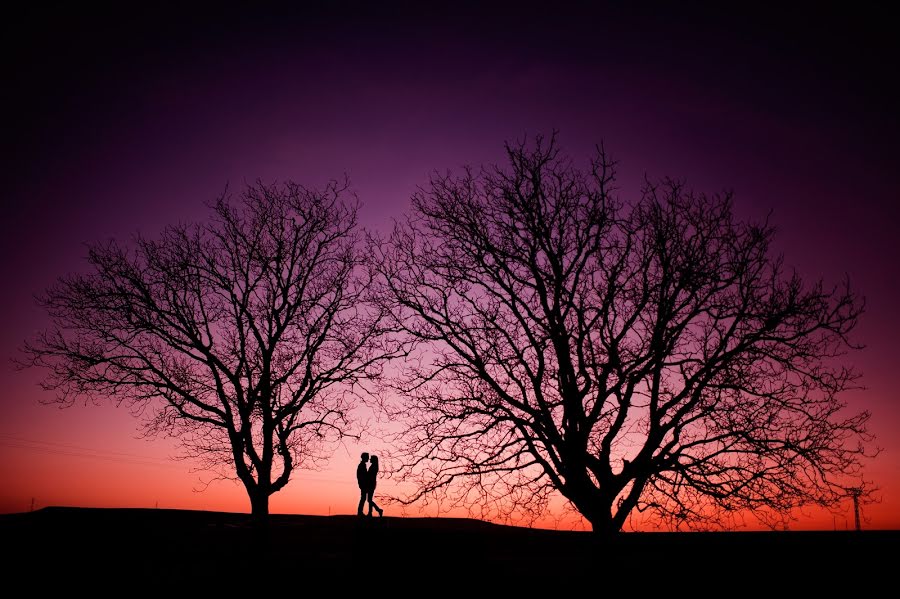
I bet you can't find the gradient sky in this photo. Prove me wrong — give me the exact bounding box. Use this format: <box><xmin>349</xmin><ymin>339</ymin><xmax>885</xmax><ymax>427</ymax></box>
<box><xmin>2</xmin><ymin>3</ymin><xmax>898</xmax><ymax>530</ymax></box>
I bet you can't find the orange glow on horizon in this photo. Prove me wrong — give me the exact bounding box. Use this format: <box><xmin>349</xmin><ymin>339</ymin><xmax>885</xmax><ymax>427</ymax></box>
<box><xmin>2</xmin><ymin>377</ymin><xmax>896</xmax><ymax>532</ymax></box>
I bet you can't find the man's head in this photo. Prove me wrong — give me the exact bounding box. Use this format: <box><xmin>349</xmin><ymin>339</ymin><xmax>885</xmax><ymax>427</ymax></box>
<box><xmin>361</xmin><ymin>452</ymin><xmax>369</xmax><ymax>462</ymax></box>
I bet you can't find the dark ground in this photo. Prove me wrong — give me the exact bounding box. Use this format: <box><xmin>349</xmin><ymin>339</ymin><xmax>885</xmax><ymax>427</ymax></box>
<box><xmin>0</xmin><ymin>507</ymin><xmax>894</xmax><ymax>591</ymax></box>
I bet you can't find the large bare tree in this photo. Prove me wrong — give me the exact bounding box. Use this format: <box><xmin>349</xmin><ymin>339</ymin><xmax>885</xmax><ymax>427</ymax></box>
<box><xmin>24</xmin><ymin>181</ymin><xmax>397</xmax><ymax>519</ymax></box>
<box><xmin>375</xmin><ymin>136</ymin><xmax>875</xmax><ymax>534</ymax></box>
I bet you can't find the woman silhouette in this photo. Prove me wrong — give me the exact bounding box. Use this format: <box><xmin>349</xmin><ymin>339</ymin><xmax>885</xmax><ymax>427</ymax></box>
<box><xmin>366</xmin><ymin>455</ymin><xmax>384</xmax><ymax>517</ymax></box>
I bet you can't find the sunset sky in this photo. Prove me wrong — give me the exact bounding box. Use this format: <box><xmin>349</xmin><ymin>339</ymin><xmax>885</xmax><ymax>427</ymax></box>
<box><xmin>2</xmin><ymin>3</ymin><xmax>898</xmax><ymax>530</ymax></box>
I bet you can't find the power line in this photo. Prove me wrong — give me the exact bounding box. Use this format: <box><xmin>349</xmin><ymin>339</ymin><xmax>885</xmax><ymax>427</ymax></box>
<box><xmin>0</xmin><ymin>434</ymin><xmax>181</xmax><ymax>470</ymax></box>
<box><xmin>0</xmin><ymin>434</ymin><xmax>356</xmax><ymax>484</ymax></box>
<box><xmin>0</xmin><ymin>434</ymin><xmax>174</xmax><ymax>461</ymax></box>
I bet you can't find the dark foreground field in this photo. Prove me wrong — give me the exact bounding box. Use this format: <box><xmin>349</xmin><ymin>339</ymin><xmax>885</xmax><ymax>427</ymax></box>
<box><xmin>1</xmin><ymin>507</ymin><xmax>895</xmax><ymax>590</ymax></box>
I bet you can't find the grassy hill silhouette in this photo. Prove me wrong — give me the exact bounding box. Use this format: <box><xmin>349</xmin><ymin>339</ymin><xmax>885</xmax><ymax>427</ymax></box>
<box><xmin>1</xmin><ymin>507</ymin><xmax>894</xmax><ymax>589</ymax></box>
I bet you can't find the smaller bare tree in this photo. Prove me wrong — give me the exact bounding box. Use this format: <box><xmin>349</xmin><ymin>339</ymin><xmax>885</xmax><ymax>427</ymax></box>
<box><xmin>23</xmin><ymin>180</ymin><xmax>399</xmax><ymax>520</ymax></box>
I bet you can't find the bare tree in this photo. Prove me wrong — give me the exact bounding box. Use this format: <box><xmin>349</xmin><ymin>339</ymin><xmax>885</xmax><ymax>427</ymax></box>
<box><xmin>374</xmin><ymin>135</ymin><xmax>875</xmax><ymax>534</ymax></box>
<box><xmin>24</xmin><ymin>181</ymin><xmax>397</xmax><ymax>520</ymax></box>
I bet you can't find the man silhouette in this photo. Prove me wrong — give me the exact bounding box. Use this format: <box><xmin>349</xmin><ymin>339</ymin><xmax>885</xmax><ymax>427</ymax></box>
<box><xmin>357</xmin><ymin>452</ymin><xmax>370</xmax><ymax>516</ymax></box>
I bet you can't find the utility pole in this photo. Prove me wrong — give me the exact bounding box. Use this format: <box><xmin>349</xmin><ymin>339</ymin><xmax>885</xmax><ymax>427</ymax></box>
<box><xmin>851</xmin><ymin>488</ymin><xmax>862</xmax><ymax>531</ymax></box>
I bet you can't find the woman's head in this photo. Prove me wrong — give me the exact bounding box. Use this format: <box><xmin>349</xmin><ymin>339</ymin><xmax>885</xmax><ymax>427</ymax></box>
<box><xmin>370</xmin><ymin>455</ymin><xmax>379</xmax><ymax>467</ymax></box>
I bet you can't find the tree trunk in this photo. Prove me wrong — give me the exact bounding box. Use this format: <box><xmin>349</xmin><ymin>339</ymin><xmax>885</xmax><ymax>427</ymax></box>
<box><xmin>573</xmin><ymin>491</ymin><xmax>620</xmax><ymax>537</ymax></box>
<box><xmin>587</xmin><ymin>514</ymin><xmax>620</xmax><ymax>537</ymax></box>
<box><xmin>249</xmin><ymin>488</ymin><xmax>269</xmax><ymax>523</ymax></box>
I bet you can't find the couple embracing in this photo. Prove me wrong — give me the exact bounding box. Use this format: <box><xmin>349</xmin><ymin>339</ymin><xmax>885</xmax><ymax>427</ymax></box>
<box><xmin>356</xmin><ymin>452</ymin><xmax>383</xmax><ymax>517</ymax></box>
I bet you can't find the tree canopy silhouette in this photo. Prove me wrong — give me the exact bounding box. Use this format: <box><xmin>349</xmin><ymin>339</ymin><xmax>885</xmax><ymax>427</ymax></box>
<box><xmin>24</xmin><ymin>181</ymin><xmax>397</xmax><ymax>519</ymax></box>
<box><xmin>375</xmin><ymin>135</ymin><xmax>874</xmax><ymax>533</ymax></box>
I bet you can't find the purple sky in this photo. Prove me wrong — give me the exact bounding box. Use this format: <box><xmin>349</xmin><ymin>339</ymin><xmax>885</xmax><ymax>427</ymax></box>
<box><xmin>3</xmin><ymin>3</ymin><xmax>899</xmax><ymax>526</ymax></box>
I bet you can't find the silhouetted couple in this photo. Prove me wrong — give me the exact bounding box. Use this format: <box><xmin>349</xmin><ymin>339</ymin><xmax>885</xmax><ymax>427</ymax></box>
<box><xmin>357</xmin><ymin>452</ymin><xmax>383</xmax><ymax>517</ymax></box>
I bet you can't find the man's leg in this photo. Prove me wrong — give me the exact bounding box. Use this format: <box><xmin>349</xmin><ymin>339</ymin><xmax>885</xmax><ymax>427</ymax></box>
<box><xmin>358</xmin><ymin>490</ymin><xmax>366</xmax><ymax>515</ymax></box>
